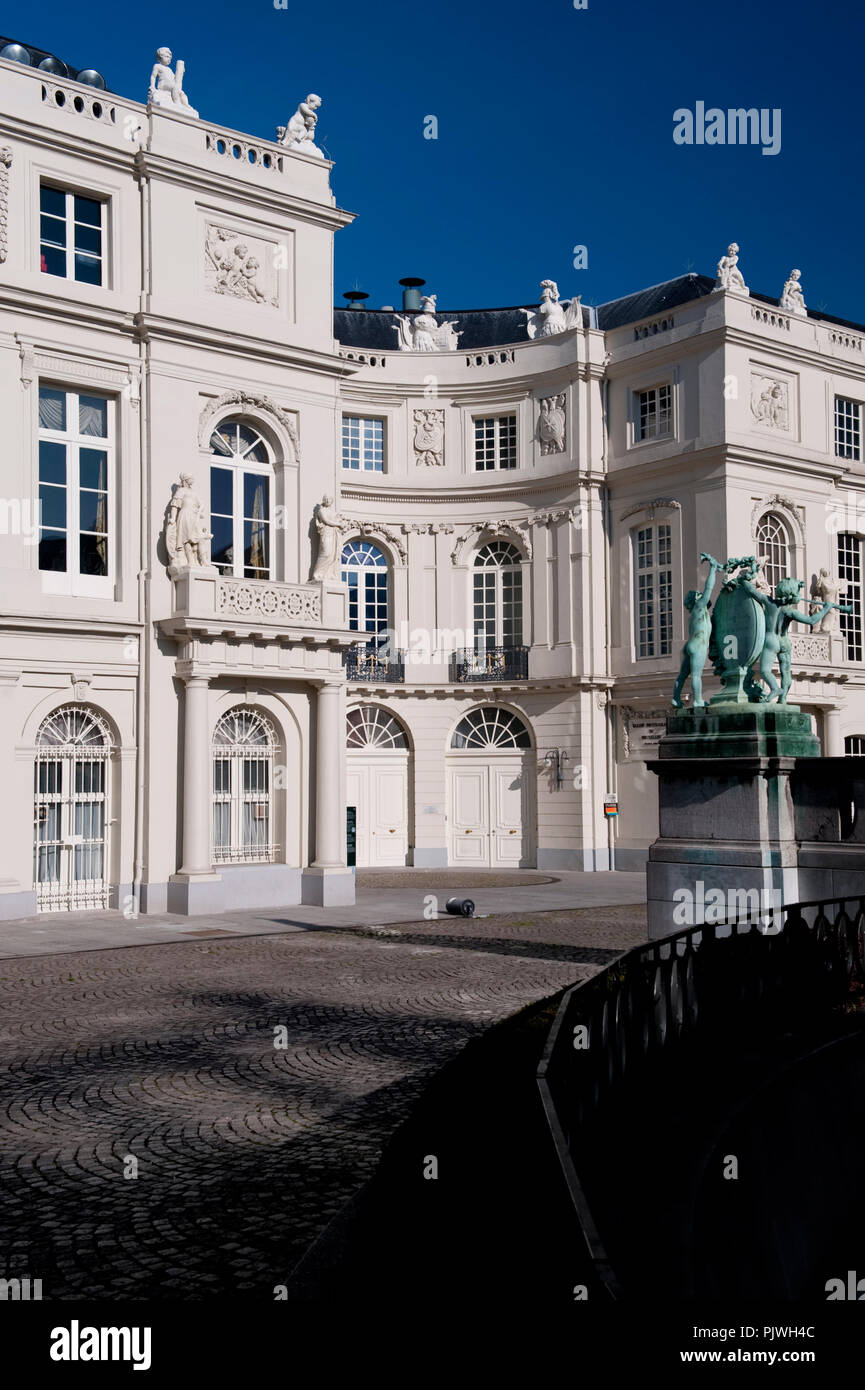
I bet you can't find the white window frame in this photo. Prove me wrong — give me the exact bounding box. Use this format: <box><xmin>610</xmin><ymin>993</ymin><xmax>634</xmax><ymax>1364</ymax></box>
<box><xmin>342</xmin><ymin>415</ymin><xmax>385</xmax><ymax>473</ymax></box>
<box><xmin>838</xmin><ymin>532</ymin><xmax>863</xmax><ymax>663</ymax></box>
<box><xmin>39</xmin><ymin>183</ymin><xmax>107</xmax><ymax>287</ymax></box>
<box><xmin>755</xmin><ymin>512</ymin><xmax>791</xmax><ymax>595</ymax></box>
<box><xmin>632</xmin><ymin>522</ymin><xmax>674</xmax><ymax>659</ymax></box>
<box><xmin>473</xmin><ymin>413</ymin><xmax>518</xmax><ymax>471</ymax></box>
<box><xmin>472</xmin><ymin>542</ymin><xmax>524</xmax><ymax>648</ymax></box>
<box><xmin>208</xmin><ymin>419</ymin><xmax>274</xmax><ymax>580</ymax></box>
<box><xmin>36</xmin><ymin>383</ymin><xmax>115</xmax><ymax>597</ymax></box>
<box><xmin>834</xmin><ymin>396</ymin><xmax>862</xmax><ymax>462</ymax></box>
<box><xmin>633</xmin><ymin>382</ymin><xmax>673</xmax><ymax>444</ymax></box>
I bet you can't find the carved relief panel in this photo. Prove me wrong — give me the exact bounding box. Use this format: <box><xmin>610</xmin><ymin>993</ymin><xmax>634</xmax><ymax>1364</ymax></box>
<box><xmin>203</xmin><ymin>221</ymin><xmax>282</xmax><ymax>308</ymax></box>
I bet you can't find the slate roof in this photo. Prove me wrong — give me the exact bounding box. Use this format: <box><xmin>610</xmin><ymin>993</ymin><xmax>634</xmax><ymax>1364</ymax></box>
<box><xmin>335</xmin><ymin>271</ymin><xmax>865</xmax><ymax>350</ymax></box>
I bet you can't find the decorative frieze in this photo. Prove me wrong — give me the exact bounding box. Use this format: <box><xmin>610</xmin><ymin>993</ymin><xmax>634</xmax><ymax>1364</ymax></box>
<box><xmin>0</xmin><ymin>146</ymin><xmax>11</xmax><ymax>263</ymax></box>
<box><xmin>218</xmin><ymin>579</ymin><xmax>322</xmax><ymax>625</ymax></box>
<box><xmin>198</xmin><ymin>392</ymin><xmax>299</xmax><ymax>460</ymax></box>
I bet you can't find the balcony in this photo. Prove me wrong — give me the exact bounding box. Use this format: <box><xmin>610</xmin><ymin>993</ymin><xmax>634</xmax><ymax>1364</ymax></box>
<box><xmin>450</xmin><ymin>646</ymin><xmax>529</xmax><ymax>683</ymax></box>
<box><xmin>344</xmin><ymin>641</ymin><xmax>406</xmax><ymax>683</ymax></box>
<box><xmin>162</xmin><ymin>567</ymin><xmax>351</xmax><ymax>643</ymax></box>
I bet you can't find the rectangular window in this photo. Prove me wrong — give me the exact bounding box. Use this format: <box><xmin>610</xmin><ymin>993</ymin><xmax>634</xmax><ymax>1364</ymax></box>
<box><xmin>474</xmin><ymin>415</ymin><xmax>517</xmax><ymax>470</ymax></box>
<box><xmin>636</xmin><ymin>384</ymin><xmax>672</xmax><ymax>442</ymax></box>
<box><xmin>838</xmin><ymin>532</ymin><xmax>863</xmax><ymax>662</ymax></box>
<box><xmin>342</xmin><ymin>416</ymin><xmax>384</xmax><ymax>472</ymax></box>
<box><xmin>38</xmin><ymin>385</ymin><xmax>112</xmax><ymax>593</ymax></box>
<box><xmin>634</xmin><ymin>523</ymin><xmax>673</xmax><ymax>658</ymax></box>
<box><xmin>834</xmin><ymin>397</ymin><xmax>861</xmax><ymax>461</ymax></box>
<box><xmin>40</xmin><ymin>185</ymin><xmax>105</xmax><ymax>285</ymax></box>
<box><xmin>845</xmin><ymin>736</ymin><xmax>865</xmax><ymax>755</ymax></box>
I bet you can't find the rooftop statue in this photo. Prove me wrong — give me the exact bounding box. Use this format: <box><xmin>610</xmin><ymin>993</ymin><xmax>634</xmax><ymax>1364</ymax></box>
<box><xmin>148</xmin><ymin>48</ymin><xmax>199</xmax><ymax>119</ymax></box>
<box><xmin>394</xmin><ymin>295</ymin><xmax>461</xmax><ymax>352</ymax></box>
<box><xmin>521</xmin><ymin>280</ymin><xmax>582</xmax><ymax>339</ymax></box>
<box><xmin>715</xmin><ymin>242</ymin><xmax>748</xmax><ymax>295</ymax></box>
<box><xmin>780</xmin><ymin>268</ymin><xmax>807</xmax><ymax>316</ymax></box>
<box><xmin>278</xmin><ymin>95</ymin><xmax>324</xmax><ymax>157</ymax></box>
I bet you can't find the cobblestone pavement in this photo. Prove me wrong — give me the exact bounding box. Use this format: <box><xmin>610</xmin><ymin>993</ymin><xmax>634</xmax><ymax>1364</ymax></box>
<box><xmin>0</xmin><ymin>905</ymin><xmax>646</xmax><ymax>1300</ymax></box>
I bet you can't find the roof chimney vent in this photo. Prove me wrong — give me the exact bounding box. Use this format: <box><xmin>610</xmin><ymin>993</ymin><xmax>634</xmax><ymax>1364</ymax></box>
<box><xmin>399</xmin><ymin>277</ymin><xmax>425</xmax><ymax>311</ymax></box>
<box><xmin>343</xmin><ymin>290</ymin><xmax>369</xmax><ymax>310</ymax></box>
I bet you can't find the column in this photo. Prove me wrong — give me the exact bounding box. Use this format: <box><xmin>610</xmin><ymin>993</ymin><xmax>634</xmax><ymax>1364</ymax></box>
<box><xmin>313</xmin><ymin>681</ymin><xmax>343</xmax><ymax>867</ymax></box>
<box><xmin>179</xmin><ymin>675</ymin><xmax>212</xmax><ymax>875</ymax></box>
<box><xmin>824</xmin><ymin>706</ymin><xmax>843</xmax><ymax>757</ymax></box>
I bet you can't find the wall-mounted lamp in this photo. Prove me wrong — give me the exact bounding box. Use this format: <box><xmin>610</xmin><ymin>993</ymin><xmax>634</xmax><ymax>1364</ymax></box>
<box><xmin>544</xmin><ymin>749</ymin><xmax>570</xmax><ymax>789</ymax></box>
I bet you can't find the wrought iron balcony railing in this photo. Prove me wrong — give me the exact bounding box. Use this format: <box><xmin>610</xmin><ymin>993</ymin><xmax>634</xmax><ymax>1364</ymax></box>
<box><xmin>344</xmin><ymin>642</ymin><xmax>406</xmax><ymax>683</ymax></box>
<box><xmin>450</xmin><ymin>645</ymin><xmax>529</xmax><ymax>682</ymax></box>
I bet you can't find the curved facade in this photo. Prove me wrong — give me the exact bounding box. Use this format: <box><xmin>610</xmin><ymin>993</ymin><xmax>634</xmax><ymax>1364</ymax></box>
<box><xmin>0</xmin><ymin>41</ymin><xmax>863</xmax><ymax>920</ymax></box>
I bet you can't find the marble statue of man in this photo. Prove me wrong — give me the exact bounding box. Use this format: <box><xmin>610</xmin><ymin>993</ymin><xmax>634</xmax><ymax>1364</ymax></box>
<box><xmin>148</xmin><ymin>48</ymin><xmax>199</xmax><ymax>118</ymax></box>
<box><xmin>716</xmin><ymin>243</ymin><xmax>748</xmax><ymax>294</ymax></box>
<box><xmin>737</xmin><ymin>574</ymin><xmax>850</xmax><ymax>702</ymax></box>
<box><xmin>312</xmin><ymin>495</ymin><xmax>345</xmax><ymax>581</ymax></box>
<box><xmin>780</xmin><ymin>269</ymin><xmax>807</xmax><ymax>316</ymax></box>
<box><xmin>811</xmin><ymin>568</ymin><xmax>847</xmax><ymax>632</ymax></box>
<box><xmin>166</xmin><ymin>474</ymin><xmax>210</xmax><ymax>568</ymax></box>
<box><xmin>280</xmin><ymin>95</ymin><xmax>324</xmax><ymax>156</ymax></box>
<box><xmin>672</xmin><ymin>554</ymin><xmax>722</xmax><ymax>708</ymax></box>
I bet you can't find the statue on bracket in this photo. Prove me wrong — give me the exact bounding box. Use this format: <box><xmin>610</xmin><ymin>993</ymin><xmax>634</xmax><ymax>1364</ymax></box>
<box><xmin>278</xmin><ymin>95</ymin><xmax>324</xmax><ymax>157</ymax></box>
<box><xmin>311</xmin><ymin>495</ymin><xmax>346</xmax><ymax>581</ymax></box>
<box><xmin>165</xmin><ymin>475</ymin><xmax>211</xmax><ymax>571</ymax></box>
<box><xmin>715</xmin><ymin>242</ymin><xmax>748</xmax><ymax>294</ymax></box>
<box><xmin>394</xmin><ymin>296</ymin><xmax>461</xmax><ymax>352</ymax></box>
<box><xmin>521</xmin><ymin>281</ymin><xmax>582</xmax><ymax>339</ymax></box>
<box><xmin>780</xmin><ymin>268</ymin><xmax>807</xmax><ymax>316</ymax></box>
<box><xmin>148</xmin><ymin>48</ymin><xmax>199</xmax><ymax>118</ymax></box>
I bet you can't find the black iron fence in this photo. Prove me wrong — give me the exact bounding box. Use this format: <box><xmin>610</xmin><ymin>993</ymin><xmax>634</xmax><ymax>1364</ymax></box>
<box><xmin>536</xmin><ymin>896</ymin><xmax>865</xmax><ymax>1298</ymax></box>
<box><xmin>343</xmin><ymin>642</ymin><xmax>405</xmax><ymax>683</ymax></box>
<box><xmin>450</xmin><ymin>645</ymin><xmax>529</xmax><ymax>682</ymax></box>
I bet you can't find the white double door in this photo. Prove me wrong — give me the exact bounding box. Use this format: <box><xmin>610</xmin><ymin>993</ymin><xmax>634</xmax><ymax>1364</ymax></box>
<box><xmin>347</xmin><ymin>753</ymin><xmax>410</xmax><ymax>866</ymax></box>
<box><xmin>447</xmin><ymin>756</ymin><xmax>535</xmax><ymax>868</ymax></box>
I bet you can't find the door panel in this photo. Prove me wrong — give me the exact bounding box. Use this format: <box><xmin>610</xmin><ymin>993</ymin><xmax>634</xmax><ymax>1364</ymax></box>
<box><xmin>448</xmin><ymin>766</ymin><xmax>489</xmax><ymax>865</ymax></box>
<box><xmin>346</xmin><ymin>765</ymin><xmax>369</xmax><ymax>867</ymax></box>
<box><xmin>491</xmin><ymin>763</ymin><xmax>528</xmax><ymax>866</ymax></box>
<box><xmin>347</xmin><ymin>755</ymin><xmax>409</xmax><ymax>867</ymax></box>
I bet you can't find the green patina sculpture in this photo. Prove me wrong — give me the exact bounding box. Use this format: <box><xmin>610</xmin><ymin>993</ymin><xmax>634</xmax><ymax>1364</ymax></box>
<box><xmin>672</xmin><ymin>553</ymin><xmax>852</xmax><ymax>708</ymax></box>
<box><xmin>671</xmin><ymin>553</ymin><xmax>722</xmax><ymax>707</ymax></box>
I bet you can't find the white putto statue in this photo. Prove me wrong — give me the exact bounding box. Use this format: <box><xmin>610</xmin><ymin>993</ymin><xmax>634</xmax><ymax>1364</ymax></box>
<box><xmin>715</xmin><ymin>243</ymin><xmax>748</xmax><ymax>294</ymax></box>
<box><xmin>148</xmin><ymin>48</ymin><xmax>199</xmax><ymax>118</ymax></box>
<box><xmin>165</xmin><ymin>475</ymin><xmax>211</xmax><ymax>570</ymax></box>
<box><xmin>780</xmin><ymin>268</ymin><xmax>807</xmax><ymax>316</ymax></box>
<box><xmin>278</xmin><ymin>95</ymin><xmax>324</xmax><ymax>157</ymax></box>
<box><xmin>312</xmin><ymin>495</ymin><xmax>346</xmax><ymax>581</ymax></box>
<box><xmin>394</xmin><ymin>295</ymin><xmax>461</xmax><ymax>352</ymax></box>
<box><xmin>521</xmin><ymin>281</ymin><xmax>582</xmax><ymax>339</ymax></box>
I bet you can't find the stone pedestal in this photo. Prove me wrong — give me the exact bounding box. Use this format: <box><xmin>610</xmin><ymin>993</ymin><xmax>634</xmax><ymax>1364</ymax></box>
<box><xmin>646</xmin><ymin>707</ymin><xmax>865</xmax><ymax>939</ymax></box>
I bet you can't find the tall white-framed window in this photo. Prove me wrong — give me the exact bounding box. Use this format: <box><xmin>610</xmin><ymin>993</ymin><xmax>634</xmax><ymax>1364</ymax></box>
<box><xmin>634</xmin><ymin>383</ymin><xmax>672</xmax><ymax>442</ymax></box>
<box><xmin>838</xmin><ymin>533</ymin><xmax>863</xmax><ymax>662</ymax></box>
<box><xmin>342</xmin><ymin>416</ymin><xmax>384</xmax><ymax>472</ymax></box>
<box><xmin>474</xmin><ymin>414</ymin><xmax>517</xmax><ymax>470</ymax></box>
<box><xmin>37</xmin><ymin>384</ymin><xmax>113</xmax><ymax>596</ymax></box>
<box><xmin>39</xmin><ymin>184</ymin><xmax>106</xmax><ymax>286</ymax></box>
<box><xmin>212</xmin><ymin>707</ymin><xmax>276</xmax><ymax>864</ymax></box>
<box><xmin>473</xmin><ymin>542</ymin><xmax>523</xmax><ymax>648</ymax></box>
<box><xmin>34</xmin><ymin>705</ymin><xmax>112</xmax><ymax>912</ymax></box>
<box><xmin>755</xmin><ymin>513</ymin><xmax>790</xmax><ymax>594</ymax></box>
<box><xmin>834</xmin><ymin>397</ymin><xmax>862</xmax><ymax>462</ymax></box>
<box><xmin>341</xmin><ymin>540</ymin><xmax>390</xmax><ymax>637</ymax></box>
<box><xmin>633</xmin><ymin>523</ymin><xmax>673</xmax><ymax>658</ymax></box>
<box><xmin>209</xmin><ymin>418</ymin><xmax>273</xmax><ymax>579</ymax></box>
<box><xmin>845</xmin><ymin>735</ymin><xmax>865</xmax><ymax>755</ymax></box>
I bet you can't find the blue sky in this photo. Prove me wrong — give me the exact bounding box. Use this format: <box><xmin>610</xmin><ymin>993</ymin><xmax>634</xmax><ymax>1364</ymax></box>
<box><xmin>4</xmin><ymin>0</ymin><xmax>863</xmax><ymax>319</ymax></box>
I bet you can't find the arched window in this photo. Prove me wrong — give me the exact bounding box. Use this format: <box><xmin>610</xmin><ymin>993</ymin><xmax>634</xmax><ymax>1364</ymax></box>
<box><xmin>346</xmin><ymin>706</ymin><xmax>408</xmax><ymax>749</ymax></box>
<box><xmin>341</xmin><ymin>541</ymin><xmax>389</xmax><ymax>639</ymax></box>
<box><xmin>212</xmin><ymin>707</ymin><xmax>276</xmax><ymax>863</ymax></box>
<box><xmin>450</xmin><ymin>707</ymin><xmax>532</xmax><ymax>750</ymax></box>
<box><xmin>756</xmin><ymin>513</ymin><xmax>790</xmax><ymax>595</ymax></box>
<box><xmin>34</xmin><ymin>704</ymin><xmax>112</xmax><ymax>911</ymax></box>
<box><xmin>473</xmin><ymin>541</ymin><xmax>523</xmax><ymax>649</ymax></box>
<box><xmin>209</xmin><ymin>418</ymin><xmax>272</xmax><ymax>579</ymax></box>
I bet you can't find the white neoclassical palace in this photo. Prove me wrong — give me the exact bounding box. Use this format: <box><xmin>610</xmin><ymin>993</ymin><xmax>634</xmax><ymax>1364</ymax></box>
<box><xmin>0</xmin><ymin>39</ymin><xmax>864</xmax><ymax>920</ymax></box>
